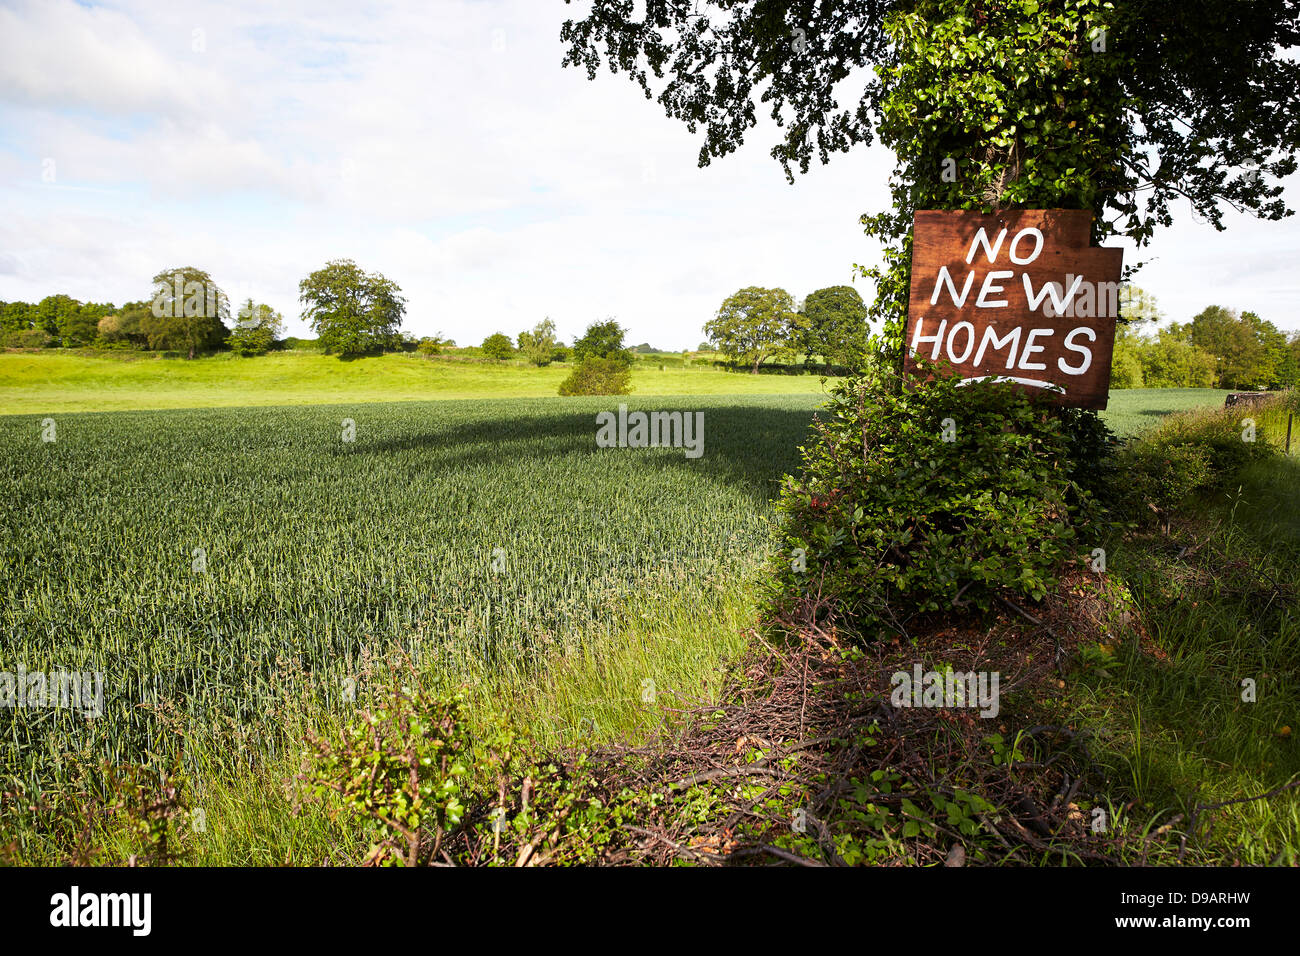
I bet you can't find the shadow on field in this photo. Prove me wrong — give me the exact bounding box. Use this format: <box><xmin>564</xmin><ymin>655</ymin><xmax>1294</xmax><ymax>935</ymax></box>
<box><xmin>354</xmin><ymin>403</ymin><xmax>822</xmax><ymax>500</ymax></box>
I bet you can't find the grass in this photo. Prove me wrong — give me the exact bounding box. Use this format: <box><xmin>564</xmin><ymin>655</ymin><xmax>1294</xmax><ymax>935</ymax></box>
<box><xmin>0</xmin><ymin>349</ymin><xmax>833</xmax><ymax>414</ymax></box>
<box><xmin>0</xmin><ymin>351</ymin><xmax>1231</xmax><ymax>424</ymax></box>
<box><xmin>1064</xmin><ymin>397</ymin><xmax>1300</xmax><ymax>862</ymax></box>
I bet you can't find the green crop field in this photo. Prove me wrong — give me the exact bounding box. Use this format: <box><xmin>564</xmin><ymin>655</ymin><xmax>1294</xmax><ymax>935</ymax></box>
<box><xmin>0</xmin><ymin>396</ymin><xmax>820</xmax><ymax>790</ymax></box>
<box><xmin>1094</xmin><ymin>387</ymin><xmax>1233</xmax><ymax>437</ymax></box>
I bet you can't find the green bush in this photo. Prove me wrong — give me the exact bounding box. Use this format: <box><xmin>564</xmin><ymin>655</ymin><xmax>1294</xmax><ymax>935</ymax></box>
<box><xmin>3</xmin><ymin>328</ymin><xmax>56</xmax><ymax>349</ymax></box>
<box><xmin>1109</xmin><ymin>402</ymin><xmax>1278</xmax><ymax>524</ymax></box>
<box><xmin>302</xmin><ymin>687</ymin><xmax>470</xmax><ymax>867</ymax></box>
<box><xmin>558</xmin><ymin>357</ymin><xmax>632</xmax><ymax>396</ymax></box>
<box><xmin>277</xmin><ymin>336</ymin><xmax>321</xmax><ymax>351</ymax></box>
<box><xmin>1110</xmin><ymin>443</ymin><xmax>1215</xmax><ymax>525</ymax></box>
<box><xmin>765</xmin><ymin>365</ymin><xmax>1084</xmax><ymax>638</ymax></box>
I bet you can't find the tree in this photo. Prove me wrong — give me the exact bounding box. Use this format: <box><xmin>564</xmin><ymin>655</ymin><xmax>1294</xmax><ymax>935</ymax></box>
<box><xmin>229</xmin><ymin>299</ymin><xmax>284</xmax><ymax>356</ymax></box>
<box><xmin>519</xmin><ymin>318</ymin><xmax>559</xmax><ymax>366</ymax></box>
<box><xmin>561</xmin><ymin>2</ymin><xmax>1299</xmax><ymax>366</ymax></box>
<box><xmin>797</xmin><ymin>286</ymin><xmax>869</xmax><ymax>370</ymax></box>
<box><xmin>299</xmin><ymin>259</ymin><xmax>406</xmax><ymax>357</ymax></box>
<box><xmin>572</xmin><ymin>320</ymin><xmax>631</xmax><ymax>364</ymax></box>
<box><xmin>481</xmin><ymin>332</ymin><xmax>515</xmax><ymax>359</ymax></box>
<box><xmin>1243</xmin><ymin>310</ymin><xmax>1297</xmax><ymax>388</ymax></box>
<box><xmin>572</xmin><ymin>319</ymin><xmax>633</xmax><ymax>365</ymax></box>
<box><xmin>1108</xmin><ymin>335</ymin><xmax>1145</xmax><ymax>388</ymax></box>
<box><xmin>0</xmin><ymin>301</ymin><xmax>35</xmax><ymax>333</ymax></box>
<box><xmin>69</xmin><ymin>302</ymin><xmax>116</xmax><ymax>347</ymax></box>
<box><xmin>142</xmin><ymin>267</ymin><xmax>230</xmax><ymax>358</ymax></box>
<box><xmin>1140</xmin><ymin>329</ymin><xmax>1218</xmax><ymax>388</ymax></box>
<box><xmin>1185</xmin><ymin>306</ymin><xmax>1271</xmax><ymax>389</ymax></box>
<box><xmin>96</xmin><ymin>302</ymin><xmax>151</xmax><ymax>349</ymax></box>
<box><xmin>706</xmin><ymin>287</ymin><xmax>798</xmax><ymax>373</ymax></box>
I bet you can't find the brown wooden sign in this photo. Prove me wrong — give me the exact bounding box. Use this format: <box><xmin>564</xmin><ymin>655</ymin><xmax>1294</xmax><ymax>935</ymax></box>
<box><xmin>904</xmin><ymin>209</ymin><xmax>1123</xmax><ymax>410</ymax></box>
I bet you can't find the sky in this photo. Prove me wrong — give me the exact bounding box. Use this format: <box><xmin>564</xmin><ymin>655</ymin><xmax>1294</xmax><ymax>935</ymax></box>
<box><xmin>1</xmin><ymin>0</ymin><xmax>1297</xmax><ymax>350</ymax></box>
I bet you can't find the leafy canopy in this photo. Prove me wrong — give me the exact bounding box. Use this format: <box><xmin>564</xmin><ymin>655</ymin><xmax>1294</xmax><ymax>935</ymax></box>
<box><xmin>481</xmin><ymin>332</ymin><xmax>515</xmax><ymax>359</ymax></box>
<box><xmin>142</xmin><ymin>266</ymin><xmax>230</xmax><ymax>358</ymax></box>
<box><xmin>299</xmin><ymin>259</ymin><xmax>406</xmax><ymax>357</ymax></box>
<box><xmin>706</xmin><ymin>286</ymin><xmax>798</xmax><ymax>373</ymax></box>
<box><xmin>573</xmin><ymin>319</ymin><xmax>633</xmax><ymax>365</ymax></box>
<box><xmin>518</xmin><ymin>317</ymin><xmax>560</xmax><ymax>366</ymax></box>
<box><xmin>229</xmin><ymin>299</ymin><xmax>285</xmax><ymax>356</ymax></box>
<box><xmin>798</xmin><ymin>285</ymin><xmax>870</xmax><ymax>370</ymax></box>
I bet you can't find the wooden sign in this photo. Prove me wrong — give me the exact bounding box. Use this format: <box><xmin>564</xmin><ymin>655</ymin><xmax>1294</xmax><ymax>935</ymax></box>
<box><xmin>904</xmin><ymin>209</ymin><xmax>1123</xmax><ymax>410</ymax></box>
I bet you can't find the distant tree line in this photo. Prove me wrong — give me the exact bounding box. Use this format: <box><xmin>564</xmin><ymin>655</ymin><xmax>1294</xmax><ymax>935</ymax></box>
<box><xmin>0</xmin><ymin>260</ymin><xmax>425</xmax><ymax>359</ymax></box>
<box><xmin>1110</xmin><ymin>289</ymin><xmax>1300</xmax><ymax>390</ymax></box>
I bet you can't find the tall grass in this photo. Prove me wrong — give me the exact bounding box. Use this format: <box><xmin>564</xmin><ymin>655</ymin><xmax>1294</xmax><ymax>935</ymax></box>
<box><xmin>1068</xmin><ymin>391</ymin><xmax>1300</xmax><ymax>862</ymax></box>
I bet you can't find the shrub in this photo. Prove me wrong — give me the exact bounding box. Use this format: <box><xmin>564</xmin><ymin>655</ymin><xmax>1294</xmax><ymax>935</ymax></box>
<box><xmin>1109</xmin><ymin>402</ymin><xmax>1278</xmax><ymax>525</ymax></box>
<box><xmin>3</xmin><ymin>328</ymin><xmax>56</xmax><ymax>349</ymax></box>
<box><xmin>302</xmin><ymin>687</ymin><xmax>470</xmax><ymax>867</ymax></box>
<box><xmin>765</xmin><ymin>365</ymin><xmax>1085</xmax><ymax>639</ymax></box>
<box><xmin>1057</xmin><ymin>407</ymin><xmax>1121</xmax><ymax>507</ymax></box>
<box><xmin>558</xmin><ymin>357</ymin><xmax>632</xmax><ymax>396</ymax></box>
<box><xmin>1110</xmin><ymin>443</ymin><xmax>1215</xmax><ymax>526</ymax></box>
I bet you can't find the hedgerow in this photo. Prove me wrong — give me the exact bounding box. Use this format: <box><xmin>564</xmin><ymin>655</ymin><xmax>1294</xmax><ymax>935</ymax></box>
<box><xmin>764</xmin><ymin>365</ymin><xmax>1090</xmax><ymax>638</ymax></box>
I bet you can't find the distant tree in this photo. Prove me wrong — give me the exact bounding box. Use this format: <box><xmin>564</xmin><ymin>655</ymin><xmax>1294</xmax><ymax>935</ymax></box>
<box><xmin>696</xmin><ymin>341</ymin><xmax>712</xmax><ymax>352</ymax></box>
<box><xmin>1287</xmin><ymin>332</ymin><xmax>1300</xmax><ymax>386</ymax></box>
<box><xmin>1184</xmin><ymin>305</ymin><xmax>1277</xmax><ymax>389</ymax></box>
<box><xmin>1243</xmin><ymin>310</ymin><xmax>1297</xmax><ymax>388</ymax></box>
<box><xmin>299</xmin><ymin>259</ymin><xmax>406</xmax><ymax>357</ymax></box>
<box><xmin>278</xmin><ymin>336</ymin><xmax>322</xmax><ymax>351</ymax></box>
<box><xmin>34</xmin><ymin>295</ymin><xmax>99</xmax><ymax>347</ymax></box>
<box><xmin>572</xmin><ymin>319</ymin><xmax>633</xmax><ymax>365</ymax></box>
<box><xmin>519</xmin><ymin>318</ymin><xmax>559</xmax><ymax>366</ymax></box>
<box><xmin>481</xmin><ymin>332</ymin><xmax>515</xmax><ymax>359</ymax></box>
<box><xmin>706</xmin><ymin>286</ymin><xmax>798</xmax><ymax>373</ymax></box>
<box><xmin>142</xmin><ymin>267</ymin><xmax>230</xmax><ymax>358</ymax></box>
<box><xmin>228</xmin><ymin>299</ymin><xmax>284</xmax><ymax>356</ymax></box>
<box><xmin>0</xmin><ymin>301</ymin><xmax>35</xmax><ymax>333</ymax></box>
<box><xmin>797</xmin><ymin>286</ymin><xmax>869</xmax><ymax>370</ymax></box>
<box><xmin>1140</xmin><ymin>329</ymin><xmax>1218</xmax><ymax>387</ymax></box>
<box><xmin>1118</xmin><ymin>284</ymin><xmax>1162</xmax><ymax>330</ymax></box>
<box><xmin>1108</xmin><ymin>335</ymin><xmax>1145</xmax><ymax>388</ymax></box>
<box><xmin>96</xmin><ymin>302</ymin><xmax>151</xmax><ymax>349</ymax></box>
<box><xmin>68</xmin><ymin>302</ymin><xmax>116</xmax><ymax>347</ymax></box>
